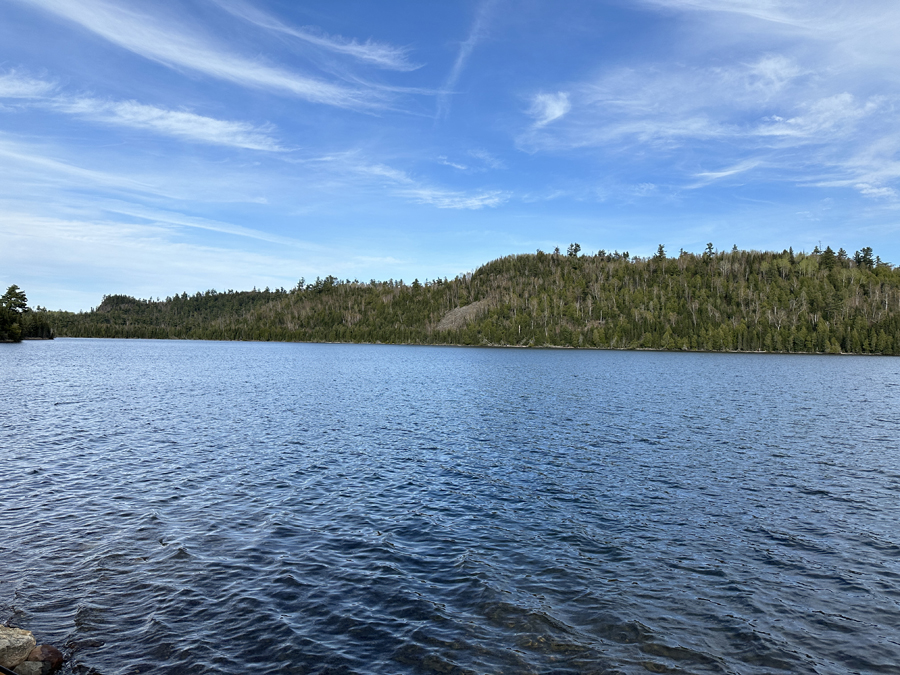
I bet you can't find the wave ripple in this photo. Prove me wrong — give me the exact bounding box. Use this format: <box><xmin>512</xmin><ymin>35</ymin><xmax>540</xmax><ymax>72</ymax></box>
<box><xmin>3</xmin><ymin>340</ymin><xmax>900</xmax><ymax>674</ymax></box>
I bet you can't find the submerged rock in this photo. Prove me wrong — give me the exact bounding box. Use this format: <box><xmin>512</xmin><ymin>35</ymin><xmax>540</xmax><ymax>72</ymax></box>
<box><xmin>26</xmin><ymin>645</ymin><xmax>63</xmax><ymax>673</ymax></box>
<box><xmin>0</xmin><ymin>626</ymin><xmax>36</xmax><ymax>669</ymax></box>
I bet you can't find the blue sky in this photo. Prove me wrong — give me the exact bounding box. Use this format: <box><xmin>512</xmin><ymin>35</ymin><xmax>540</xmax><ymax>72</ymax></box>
<box><xmin>2</xmin><ymin>0</ymin><xmax>899</xmax><ymax>311</ymax></box>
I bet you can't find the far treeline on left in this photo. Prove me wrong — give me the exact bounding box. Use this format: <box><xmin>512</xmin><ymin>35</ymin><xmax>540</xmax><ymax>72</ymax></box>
<box><xmin>0</xmin><ymin>285</ymin><xmax>53</xmax><ymax>342</ymax></box>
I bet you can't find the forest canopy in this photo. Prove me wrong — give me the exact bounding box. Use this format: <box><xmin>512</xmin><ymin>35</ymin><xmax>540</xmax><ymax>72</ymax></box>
<box><xmin>0</xmin><ymin>284</ymin><xmax>53</xmax><ymax>342</ymax></box>
<box><xmin>43</xmin><ymin>245</ymin><xmax>900</xmax><ymax>355</ymax></box>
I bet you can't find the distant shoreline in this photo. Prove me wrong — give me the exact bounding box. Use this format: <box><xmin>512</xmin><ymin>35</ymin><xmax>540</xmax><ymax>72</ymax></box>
<box><xmin>44</xmin><ymin>335</ymin><xmax>895</xmax><ymax>356</ymax></box>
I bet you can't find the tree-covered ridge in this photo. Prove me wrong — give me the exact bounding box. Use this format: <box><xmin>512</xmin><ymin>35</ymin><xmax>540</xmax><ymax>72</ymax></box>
<box><xmin>47</xmin><ymin>245</ymin><xmax>900</xmax><ymax>354</ymax></box>
<box><xmin>0</xmin><ymin>285</ymin><xmax>54</xmax><ymax>342</ymax></box>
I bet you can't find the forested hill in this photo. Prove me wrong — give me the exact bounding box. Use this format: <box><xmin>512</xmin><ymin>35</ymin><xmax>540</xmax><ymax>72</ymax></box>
<box><xmin>47</xmin><ymin>245</ymin><xmax>900</xmax><ymax>354</ymax></box>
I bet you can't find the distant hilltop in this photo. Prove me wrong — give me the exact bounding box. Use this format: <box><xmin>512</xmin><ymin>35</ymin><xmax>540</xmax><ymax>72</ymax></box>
<box><xmin>45</xmin><ymin>245</ymin><xmax>900</xmax><ymax>355</ymax></box>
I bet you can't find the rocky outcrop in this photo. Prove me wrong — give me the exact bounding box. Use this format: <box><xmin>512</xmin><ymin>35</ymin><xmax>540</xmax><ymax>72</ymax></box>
<box><xmin>17</xmin><ymin>645</ymin><xmax>64</xmax><ymax>675</ymax></box>
<box><xmin>13</xmin><ymin>662</ymin><xmax>44</xmax><ymax>675</ymax></box>
<box><xmin>0</xmin><ymin>628</ymin><xmax>63</xmax><ymax>674</ymax></box>
<box><xmin>435</xmin><ymin>299</ymin><xmax>491</xmax><ymax>332</ymax></box>
<box><xmin>0</xmin><ymin>626</ymin><xmax>36</xmax><ymax>670</ymax></box>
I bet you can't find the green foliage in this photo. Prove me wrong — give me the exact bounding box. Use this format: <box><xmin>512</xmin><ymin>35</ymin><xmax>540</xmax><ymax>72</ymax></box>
<box><xmin>2</xmin><ymin>285</ymin><xmax>28</xmax><ymax>313</ymax></box>
<box><xmin>45</xmin><ymin>246</ymin><xmax>900</xmax><ymax>354</ymax></box>
<box><xmin>1</xmin><ymin>284</ymin><xmax>53</xmax><ymax>342</ymax></box>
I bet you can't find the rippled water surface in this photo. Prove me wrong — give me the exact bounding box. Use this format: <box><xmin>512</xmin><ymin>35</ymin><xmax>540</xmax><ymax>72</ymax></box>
<box><xmin>2</xmin><ymin>339</ymin><xmax>900</xmax><ymax>674</ymax></box>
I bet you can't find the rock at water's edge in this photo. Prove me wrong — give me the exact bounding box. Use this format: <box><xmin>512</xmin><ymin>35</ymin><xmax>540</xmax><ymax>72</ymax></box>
<box><xmin>13</xmin><ymin>661</ymin><xmax>45</xmax><ymax>675</ymax></box>
<box><xmin>0</xmin><ymin>626</ymin><xmax>37</xmax><ymax>669</ymax></box>
<box><xmin>27</xmin><ymin>645</ymin><xmax>63</xmax><ymax>673</ymax></box>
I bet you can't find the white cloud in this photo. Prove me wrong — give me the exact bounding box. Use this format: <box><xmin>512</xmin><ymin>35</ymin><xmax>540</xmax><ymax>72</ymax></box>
<box><xmin>56</xmin><ymin>98</ymin><xmax>284</xmax><ymax>151</ymax></box>
<box><xmin>356</xmin><ymin>162</ymin><xmax>415</xmax><ymax>184</ymax></box>
<box><xmin>742</xmin><ymin>55</ymin><xmax>804</xmax><ymax>98</ymax></box>
<box><xmin>692</xmin><ymin>159</ymin><xmax>762</xmax><ymax>186</ymax></box>
<box><xmin>0</xmin><ymin>69</ymin><xmax>284</xmax><ymax>150</ymax></box>
<box><xmin>528</xmin><ymin>92</ymin><xmax>571</xmax><ymax>127</ymax></box>
<box><xmin>0</xmin><ymin>211</ymin><xmax>307</xmax><ymax>310</ymax></box>
<box><xmin>468</xmin><ymin>148</ymin><xmax>505</xmax><ymax>170</ymax></box>
<box><xmin>320</xmin><ymin>156</ymin><xmax>509</xmax><ymax>210</ymax></box>
<box><xmin>640</xmin><ymin>0</ymin><xmax>900</xmax><ymax>78</ymax></box>
<box><xmin>756</xmin><ymin>93</ymin><xmax>884</xmax><ymax>139</ymax></box>
<box><xmin>515</xmin><ymin>0</ymin><xmax>900</xmax><ymax>210</ymax></box>
<box><xmin>213</xmin><ymin>0</ymin><xmax>420</xmax><ymax>71</ymax></box>
<box><xmin>436</xmin><ymin>150</ymin><xmax>506</xmax><ymax>172</ymax></box>
<box><xmin>571</xmin><ymin>55</ymin><xmax>806</xmax><ymax>129</ymax></box>
<box><xmin>517</xmin><ymin>31</ymin><xmax>899</xmax><ymax>199</ymax></box>
<box><xmin>402</xmin><ymin>187</ymin><xmax>509</xmax><ymax>210</ymax></box>
<box><xmin>639</xmin><ymin>0</ymin><xmax>799</xmax><ymax>26</ymax></box>
<box><xmin>0</xmin><ymin>70</ymin><xmax>56</xmax><ymax>98</ymax></box>
<box><xmin>97</xmin><ymin>202</ymin><xmax>317</xmax><ymax>247</ymax></box>
<box><xmin>0</xmin><ymin>136</ymin><xmax>169</xmax><ymax>196</ymax></box>
<box><xmin>21</xmin><ymin>0</ymin><xmax>381</xmax><ymax>109</ymax></box>
<box><xmin>437</xmin><ymin>0</ymin><xmax>497</xmax><ymax>118</ymax></box>
<box><xmin>855</xmin><ymin>183</ymin><xmax>897</xmax><ymax>199</ymax></box>
<box><xmin>0</xmin><ymin>134</ymin><xmax>277</xmax><ymax>205</ymax></box>
<box><xmin>438</xmin><ymin>156</ymin><xmax>469</xmax><ymax>170</ymax></box>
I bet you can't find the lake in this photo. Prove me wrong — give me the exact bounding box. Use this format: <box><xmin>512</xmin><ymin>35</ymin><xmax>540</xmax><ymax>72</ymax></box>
<box><xmin>2</xmin><ymin>339</ymin><xmax>899</xmax><ymax>674</ymax></box>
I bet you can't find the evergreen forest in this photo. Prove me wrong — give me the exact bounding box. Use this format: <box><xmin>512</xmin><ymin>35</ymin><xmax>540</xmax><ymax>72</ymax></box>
<box><xmin>42</xmin><ymin>245</ymin><xmax>900</xmax><ymax>355</ymax></box>
<box><xmin>0</xmin><ymin>284</ymin><xmax>54</xmax><ymax>342</ymax></box>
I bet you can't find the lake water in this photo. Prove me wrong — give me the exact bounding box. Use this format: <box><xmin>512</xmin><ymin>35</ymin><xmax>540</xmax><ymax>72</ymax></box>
<box><xmin>2</xmin><ymin>339</ymin><xmax>900</xmax><ymax>674</ymax></box>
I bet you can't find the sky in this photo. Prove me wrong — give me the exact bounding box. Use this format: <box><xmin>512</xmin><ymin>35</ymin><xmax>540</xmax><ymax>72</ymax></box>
<box><xmin>2</xmin><ymin>0</ymin><xmax>900</xmax><ymax>311</ymax></box>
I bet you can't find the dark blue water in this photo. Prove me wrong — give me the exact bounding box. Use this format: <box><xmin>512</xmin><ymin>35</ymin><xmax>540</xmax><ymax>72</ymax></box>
<box><xmin>2</xmin><ymin>339</ymin><xmax>900</xmax><ymax>674</ymax></box>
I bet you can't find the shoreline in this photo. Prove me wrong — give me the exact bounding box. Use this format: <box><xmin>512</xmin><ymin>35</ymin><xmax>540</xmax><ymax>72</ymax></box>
<box><xmin>43</xmin><ymin>335</ymin><xmax>896</xmax><ymax>357</ymax></box>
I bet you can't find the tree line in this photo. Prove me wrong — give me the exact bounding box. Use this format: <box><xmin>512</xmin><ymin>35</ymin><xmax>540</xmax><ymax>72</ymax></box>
<box><xmin>43</xmin><ymin>244</ymin><xmax>900</xmax><ymax>354</ymax></box>
<box><xmin>0</xmin><ymin>285</ymin><xmax>54</xmax><ymax>342</ymax></box>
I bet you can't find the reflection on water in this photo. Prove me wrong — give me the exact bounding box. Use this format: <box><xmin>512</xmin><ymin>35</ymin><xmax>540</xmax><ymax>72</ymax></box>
<box><xmin>2</xmin><ymin>339</ymin><xmax>900</xmax><ymax>674</ymax></box>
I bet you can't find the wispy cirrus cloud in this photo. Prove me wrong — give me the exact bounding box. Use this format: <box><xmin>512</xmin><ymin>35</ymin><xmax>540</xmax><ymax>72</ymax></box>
<box><xmin>518</xmin><ymin>50</ymin><xmax>898</xmax><ymax>198</ymax></box>
<box><xmin>0</xmin><ymin>135</ymin><xmax>168</xmax><ymax>196</ymax></box>
<box><xmin>98</xmin><ymin>202</ymin><xmax>316</xmax><ymax>248</ymax></box>
<box><xmin>690</xmin><ymin>159</ymin><xmax>763</xmax><ymax>187</ymax></box>
<box><xmin>213</xmin><ymin>0</ymin><xmax>420</xmax><ymax>71</ymax></box>
<box><xmin>438</xmin><ymin>156</ymin><xmax>469</xmax><ymax>170</ymax></box>
<box><xmin>401</xmin><ymin>187</ymin><xmax>509</xmax><ymax>210</ymax></box>
<box><xmin>640</xmin><ymin>0</ymin><xmax>900</xmax><ymax>42</ymax></box>
<box><xmin>469</xmin><ymin>149</ymin><xmax>505</xmax><ymax>170</ymax></box>
<box><xmin>0</xmin><ymin>211</ymin><xmax>308</xmax><ymax>310</ymax></box>
<box><xmin>528</xmin><ymin>92</ymin><xmax>571</xmax><ymax>127</ymax></box>
<box><xmin>639</xmin><ymin>0</ymin><xmax>799</xmax><ymax>26</ymax></box>
<box><xmin>56</xmin><ymin>98</ymin><xmax>284</xmax><ymax>151</ymax></box>
<box><xmin>20</xmin><ymin>0</ymin><xmax>383</xmax><ymax>109</ymax></box>
<box><xmin>0</xmin><ymin>134</ymin><xmax>279</xmax><ymax>205</ymax></box>
<box><xmin>511</xmin><ymin>0</ymin><xmax>900</xmax><ymax>210</ymax></box>
<box><xmin>437</xmin><ymin>0</ymin><xmax>497</xmax><ymax>118</ymax></box>
<box><xmin>0</xmin><ymin>71</ymin><xmax>284</xmax><ymax>151</ymax></box>
<box><xmin>322</xmin><ymin>155</ymin><xmax>510</xmax><ymax>209</ymax></box>
<box><xmin>437</xmin><ymin>149</ymin><xmax>506</xmax><ymax>173</ymax></box>
<box><xmin>639</xmin><ymin>0</ymin><xmax>900</xmax><ymax>76</ymax></box>
<box><xmin>0</xmin><ymin>70</ymin><xmax>56</xmax><ymax>98</ymax></box>
<box><xmin>755</xmin><ymin>93</ymin><xmax>886</xmax><ymax>139</ymax></box>
<box><xmin>854</xmin><ymin>183</ymin><xmax>897</xmax><ymax>199</ymax></box>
